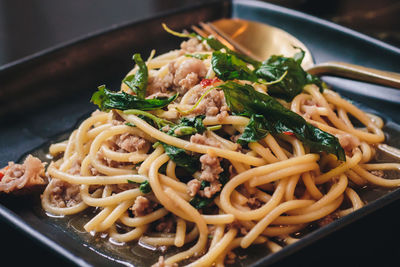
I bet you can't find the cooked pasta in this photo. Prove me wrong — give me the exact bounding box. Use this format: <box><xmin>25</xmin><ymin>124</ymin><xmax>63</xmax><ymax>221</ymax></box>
<box><xmin>33</xmin><ymin>26</ymin><xmax>400</xmax><ymax>267</ymax></box>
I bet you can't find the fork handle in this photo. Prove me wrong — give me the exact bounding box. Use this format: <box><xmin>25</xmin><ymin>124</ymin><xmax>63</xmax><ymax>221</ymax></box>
<box><xmin>306</xmin><ymin>61</ymin><xmax>400</xmax><ymax>89</ymax></box>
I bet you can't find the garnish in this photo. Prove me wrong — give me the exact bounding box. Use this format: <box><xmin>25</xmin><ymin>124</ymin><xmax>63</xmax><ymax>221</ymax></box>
<box><xmin>200</xmin><ymin>77</ymin><xmax>220</xmax><ymax>88</ymax></box>
<box><xmin>176</xmin><ymin>86</ymin><xmax>215</xmax><ymax>115</ymax></box>
<box><xmin>185</xmin><ymin>53</ymin><xmax>210</xmax><ymax>60</ymax></box>
<box><xmin>122</xmin><ymin>53</ymin><xmax>148</xmax><ymax>99</ymax></box>
<box><xmin>124</xmin><ymin>109</ymin><xmax>175</xmax><ymax>128</ymax></box>
<box><xmin>91</xmin><ymin>85</ymin><xmax>178</xmax><ymax>111</ymax></box>
<box><xmin>127</xmin><ymin>179</ymin><xmax>152</xmax><ymax>194</ymax></box>
<box><xmin>211</xmin><ymin>51</ymin><xmax>258</xmax><ymax>82</ymax></box>
<box><xmin>189</xmin><ymin>161</ymin><xmax>230</xmax><ymax>209</ymax></box>
<box><xmin>139</xmin><ymin>180</ymin><xmax>152</xmax><ymax>194</ymax></box>
<box><xmin>162</xmin><ymin>144</ymin><xmax>200</xmax><ymax>175</ymax></box>
<box><xmin>218</xmin><ymin>81</ymin><xmax>345</xmax><ymax>160</ymax></box>
<box><xmin>255</xmin><ymin>49</ymin><xmax>325</xmax><ymax>101</ymax></box>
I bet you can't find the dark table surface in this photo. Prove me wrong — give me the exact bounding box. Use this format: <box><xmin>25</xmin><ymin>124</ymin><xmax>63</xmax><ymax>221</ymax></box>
<box><xmin>1</xmin><ymin>0</ymin><xmax>400</xmax><ymax>266</ymax></box>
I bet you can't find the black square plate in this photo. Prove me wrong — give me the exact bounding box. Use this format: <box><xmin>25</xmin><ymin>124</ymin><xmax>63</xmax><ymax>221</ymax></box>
<box><xmin>1</xmin><ymin>0</ymin><xmax>400</xmax><ymax>266</ymax></box>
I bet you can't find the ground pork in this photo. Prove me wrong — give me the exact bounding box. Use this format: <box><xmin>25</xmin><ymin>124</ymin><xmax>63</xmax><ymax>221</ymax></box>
<box><xmin>187</xmin><ymin>179</ymin><xmax>201</xmax><ymax>197</ymax></box>
<box><xmin>97</xmin><ymin>134</ymin><xmax>149</xmax><ymax>171</ymax></box>
<box><xmin>96</xmin><ymin>151</ymin><xmax>125</xmax><ymax>170</ymax></box>
<box><xmin>110</xmin><ymin>183</ymin><xmax>138</xmax><ymax>193</ymax></box>
<box><xmin>131</xmin><ymin>196</ymin><xmax>153</xmax><ymax>217</ymax></box>
<box><xmin>188</xmin><ymin>85</ymin><xmax>229</xmax><ymax>118</ymax></box>
<box><xmin>178</xmin><ymin>72</ymin><xmax>199</xmax><ymax>93</ymax></box>
<box><xmin>200</xmin><ymin>180</ymin><xmax>222</xmax><ymax>198</ymax></box>
<box><xmin>155</xmin><ymin>216</ymin><xmax>175</xmax><ymax>233</ymax></box>
<box><xmin>146</xmin><ymin>73</ymin><xmax>174</xmax><ymax>97</ymax></box>
<box><xmin>225</xmin><ymin>251</ymin><xmax>237</xmax><ymax>265</ymax></box>
<box><xmin>89</xmin><ymin>164</ymin><xmax>100</xmax><ymax>176</ymax></box>
<box><xmin>317</xmin><ymin>213</ymin><xmax>338</xmax><ymax>227</ymax></box>
<box><xmin>371</xmin><ymin>170</ymin><xmax>385</xmax><ymax>177</ymax></box>
<box><xmin>152</xmin><ymin>256</ymin><xmax>178</xmax><ymax>267</ymax></box>
<box><xmin>48</xmin><ymin>179</ymin><xmax>81</xmax><ymax>208</ymax></box>
<box><xmin>147</xmin><ymin>57</ymin><xmax>207</xmax><ymax>97</ymax></box>
<box><xmin>180</xmin><ymin>38</ymin><xmax>208</xmax><ymax>53</ymax></box>
<box><xmin>247</xmin><ymin>197</ymin><xmax>263</xmax><ymax>209</ymax></box>
<box><xmin>189</xmin><ymin>136</ymin><xmax>224</xmax><ymax>198</ymax></box>
<box><xmin>111</xmin><ymin>133</ymin><xmax>150</xmax><ymax>153</ymax></box>
<box><xmin>173</xmin><ymin>58</ymin><xmax>207</xmax><ymax>94</ymax></box>
<box><xmin>110</xmin><ymin>110</ymin><xmax>125</xmax><ymax>125</ymax></box>
<box><xmin>199</xmin><ymin>154</ymin><xmax>223</xmax><ymax>182</ymax></box>
<box><xmin>190</xmin><ymin>133</ymin><xmax>221</xmax><ymax>148</ymax></box>
<box><xmin>0</xmin><ymin>155</ymin><xmax>46</xmax><ymax>193</ymax></box>
<box><xmin>335</xmin><ymin>133</ymin><xmax>360</xmax><ymax>154</ymax></box>
<box><xmin>68</xmin><ymin>160</ymin><xmax>81</xmax><ymax>175</ymax></box>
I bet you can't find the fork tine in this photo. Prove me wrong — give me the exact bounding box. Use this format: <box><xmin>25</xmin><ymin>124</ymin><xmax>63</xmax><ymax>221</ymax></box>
<box><xmin>198</xmin><ymin>22</ymin><xmax>236</xmax><ymax>51</ymax></box>
<box><xmin>191</xmin><ymin>25</ymin><xmax>208</xmax><ymax>38</ymax></box>
<box><xmin>193</xmin><ymin>21</ymin><xmax>260</xmax><ymax>61</ymax></box>
<box><xmin>207</xmin><ymin>22</ymin><xmax>261</xmax><ymax>61</ymax></box>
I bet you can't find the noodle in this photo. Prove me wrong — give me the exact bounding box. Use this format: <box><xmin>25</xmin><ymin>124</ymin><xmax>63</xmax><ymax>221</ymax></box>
<box><xmin>34</xmin><ymin>30</ymin><xmax>400</xmax><ymax>267</ymax></box>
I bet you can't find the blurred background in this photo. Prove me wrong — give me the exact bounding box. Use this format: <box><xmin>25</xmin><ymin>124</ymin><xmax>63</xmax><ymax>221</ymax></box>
<box><xmin>0</xmin><ymin>0</ymin><xmax>399</xmax><ymax>67</ymax></box>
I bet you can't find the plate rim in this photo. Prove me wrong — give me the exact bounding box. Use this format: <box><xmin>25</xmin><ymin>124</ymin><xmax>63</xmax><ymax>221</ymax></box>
<box><xmin>1</xmin><ymin>0</ymin><xmax>400</xmax><ymax>266</ymax></box>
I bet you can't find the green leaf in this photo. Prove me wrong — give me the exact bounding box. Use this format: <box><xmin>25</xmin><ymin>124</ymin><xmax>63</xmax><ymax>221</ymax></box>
<box><xmin>189</xmin><ymin>160</ymin><xmax>230</xmax><ymax>209</ymax></box>
<box><xmin>160</xmin><ymin>116</ymin><xmax>207</xmax><ymax>174</ymax></box>
<box><xmin>125</xmin><ymin>122</ymin><xmax>136</xmax><ymax>127</ymax></box>
<box><xmin>218</xmin><ymin>82</ymin><xmax>345</xmax><ymax>160</ymax></box>
<box><xmin>139</xmin><ymin>180</ymin><xmax>152</xmax><ymax>194</ymax></box>
<box><xmin>127</xmin><ymin>179</ymin><xmax>152</xmax><ymax>193</ymax></box>
<box><xmin>162</xmin><ymin>143</ymin><xmax>200</xmax><ymax>175</ymax></box>
<box><xmin>185</xmin><ymin>53</ymin><xmax>210</xmax><ymax>60</ymax></box>
<box><xmin>123</xmin><ymin>109</ymin><xmax>175</xmax><ymax>128</ymax></box>
<box><xmin>237</xmin><ymin>114</ymin><xmax>269</xmax><ymax>145</ymax></box>
<box><xmin>168</xmin><ymin>115</ymin><xmax>207</xmax><ymax>137</ymax></box>
<box><xmin>211</xmin><ymin>51</ymin><xmax>258</xmax><ymax>82</ymax></box>
<box><xmin>123</xmin><ymin>53</ymin><xmax>148</xmax><ymax>99</ymax></box>
<box><xmin>91</xmin><ymin>85</ymin><xmax>177</xmax><ymax>111</ymax></box>
<box><xmin>255</xmin><ymin>49</ymin><xmax>324</xmax><ymax>101</ymax></box>
<box><xmin>189</xmin><ymin>196</ymin><xmax>213</xmax><ymax>209</ymax></box>
<box><xmin>203</xmin><ymin>37</ymin><xmax>260</xmax><ymax>67</ymax></box>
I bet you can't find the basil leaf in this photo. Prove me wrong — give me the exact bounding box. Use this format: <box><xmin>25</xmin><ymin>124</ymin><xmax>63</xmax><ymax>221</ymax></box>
<box><xmin>160</xmin><ymin>116</ymin><xmax>206</xmax><ymax>174</ymax></box>
<box><xmin>127</xmin><ymin>179</ymin><xmax>152</xmax><ymax>193</ymax></box>
<box><xmin>185</xmin><ymin>53</ymin><xmax>210</xmax><ymax>60</ymax></box>
<box><xmin>203</xmin><ymin>37</ymin><xmax>260</xmax><ymax>67</ymax></box>
<box><xmin>255</xmin><ymin>49</ymin><xmax>324</xmax><ymax>101</ymax></box>
<box><xmin>91</xmin><ymin>85</ymin><xmax>177</xmax><ymax>111</ymax></box>
<box><xmin>123</xmin><ymin>53</ymin><xmax>148</xmax><ymax>99</ymax></box>
<box><xmin>124</xmin><ymin>109</ymin><xmax>174</xmax><ymax>128</ymax></box>
<box><xmin>139</xmin><ymin>180</ymin><xmax>152</xmax><ymax>194</ymax></box>
<box><xmin>237</xmin><ymin>114</ymin><xmax>269</xmax><ymax>145</ymax></box>
<box><xmin>189</xmin><ymin>196</ymin><xmax>213</xmax><ymax>209</ymax></box>
<box><xmin>125</xmin><ymin>122</ymin><xmax>136</xmax><ymax>127</ymax></box>
<box><xmin>211</xmin><ymin>51</ymin><xmax>258</xmax><ymax>82</ymax></box>
<box><xmin>161</xmin><ymin>143</ymin><xmax>200</xmax><ymax>175</ymax></box>
<box><xmin>219</xmin><ymin>82</ymin><xmax>345</xmax><ymax>160</ymax></box>
<box><xmin>189</xmin><ymin>160</ymin><xmax>230</xmax><ymax>209</ymax></box>
<box><xmin>168</xmin><ymin>115</ymin><xmax>206</xmax><ymax>136</ymax></box>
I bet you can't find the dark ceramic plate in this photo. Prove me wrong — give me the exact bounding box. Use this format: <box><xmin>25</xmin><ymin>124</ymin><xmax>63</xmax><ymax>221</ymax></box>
<box><xmin>1</xmin><ymin>0</ymin><xmax>400</xmax><ymax>266</ymax></box>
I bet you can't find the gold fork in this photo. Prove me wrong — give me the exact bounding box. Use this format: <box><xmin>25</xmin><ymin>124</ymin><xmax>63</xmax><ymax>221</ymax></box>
<box><xmin>193</xmin><ymin>19</ymin><xmax>400</xmax><ymax>89</ymax></box>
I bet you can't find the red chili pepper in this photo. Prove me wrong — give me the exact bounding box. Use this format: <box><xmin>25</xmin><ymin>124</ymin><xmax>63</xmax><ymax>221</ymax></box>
<box><xmin>0</xmin><ymin>166</ymin><xmax>9</xmax><ymax>181</ymax></box>
<box><xmin>200</xmin><ymin>77</ymin><xmax>220</xmax><ymax>88</ymax></box>
<box><xmin>283</xmin><ymin>131</ymin><xmax>295</xmax><ymax>136</ymax></box>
